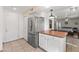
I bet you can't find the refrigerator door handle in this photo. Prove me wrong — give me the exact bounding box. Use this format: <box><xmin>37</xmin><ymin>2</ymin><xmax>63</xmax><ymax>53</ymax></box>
<box><xmin>30</xmin><ymin>20</ymin><xmax>32</xmax><ymax>31</ymax></box>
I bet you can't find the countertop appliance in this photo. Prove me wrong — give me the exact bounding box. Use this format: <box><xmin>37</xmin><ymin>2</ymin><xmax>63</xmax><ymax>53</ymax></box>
<box><xmin>28</xmin><ymin>16</ymin><xmax>44</xmax><ymax>48</ymax></box>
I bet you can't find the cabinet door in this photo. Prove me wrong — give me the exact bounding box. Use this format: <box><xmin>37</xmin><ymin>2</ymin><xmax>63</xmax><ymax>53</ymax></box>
<box><xmin>39</xmin><ymin>34</ymin><xmax>47</xmax><ymax>50</ymax></box>
<box><xmin>39</xmin><ymin>33</ymin><xmax>66</xmax><ymax>52</ymax></box>
<box><xmin>53</xmin><ymin>37</ymin><xmax>66</xmax><ymax>52</ymax></box>
<box><xmin>47</xmin><ymin>35</ymin><xmax>66</xmax><ymax>52</ymax></box>
<box><xmin>46</xmin><ymin>35</ymin><xmax>58</xmax><ymax>52</ymax></box>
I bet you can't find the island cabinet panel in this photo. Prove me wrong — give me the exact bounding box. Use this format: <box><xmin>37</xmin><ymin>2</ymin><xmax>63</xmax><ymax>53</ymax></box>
<box><xmin>39</xmin><ymin>33</ymin><xmax>66</xmax><ymax>52</ymax></box>
<box><xmin>53</xmin><ymin>37</ymin><xmax>66</xmax><ymax>52</ymax></box>
<box><xmin>39</xmin><ymin>34</ymin><xmax>48</xmax><ymax>51</ymax></box>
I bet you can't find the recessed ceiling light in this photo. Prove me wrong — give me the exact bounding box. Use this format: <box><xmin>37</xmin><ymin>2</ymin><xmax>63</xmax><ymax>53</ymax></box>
<box><xmin>13</xmin><ymin>7</ymin><xmax>16</xmax><ymax>10</ymax></box>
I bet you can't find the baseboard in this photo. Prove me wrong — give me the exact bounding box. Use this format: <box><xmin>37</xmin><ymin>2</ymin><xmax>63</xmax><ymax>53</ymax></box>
<box><xmin>67</xmin><ymin>43</ymin><xmax>78</xmax><ymax>47</ymax></box>
<box><xmin>0</xmin><ymin>45</ymin><xmax>3</xmax><ymax>52</ymax></box>
<box><xmin>38</xmin><ymin>46</ymin><xmax>47</xmax><ymax>52</ymax></box>
<box><xmin>3</xmin><ymin>37</ymin><xmax>24</xmax><ymax>43</ymax></box>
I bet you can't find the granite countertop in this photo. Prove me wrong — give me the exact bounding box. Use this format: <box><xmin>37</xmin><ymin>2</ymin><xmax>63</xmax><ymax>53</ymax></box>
<box><xmin>39</xmin><ymin>30</ymin><xmax>68</xmax><ymax>38</ymax></box>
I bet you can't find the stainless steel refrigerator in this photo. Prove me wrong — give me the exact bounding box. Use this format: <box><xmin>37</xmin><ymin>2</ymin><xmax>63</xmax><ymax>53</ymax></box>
<box><xmin>28</xmin><ymin>16</ymin><xmax>44</xmax><ymax>48</ymax></box>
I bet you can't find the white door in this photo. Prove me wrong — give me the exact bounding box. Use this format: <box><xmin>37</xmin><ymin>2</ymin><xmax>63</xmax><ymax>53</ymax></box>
<box><xmin>23</xmin><ymin>16</ymin><xmax>28</xmax><ymax>41</ymax></box>
<box><xmin>4</xmin><ymin>12</ymin><xmax>19</xmax><ymax>42</ymax></box>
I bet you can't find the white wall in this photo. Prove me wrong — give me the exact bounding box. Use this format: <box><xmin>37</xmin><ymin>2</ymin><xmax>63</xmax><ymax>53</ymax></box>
<box><xmin>18</xmin><ymin>14</ymin><xmax>24</xmax><ymax>38</ymax></box>
<box><xmin>3</xmin><ymin>10</ymin><xmax>18</xmax><ymax>42</ymax></box>
<box><xmin>3</xmin><ymin>10</ymin><xmax>24</xmax><ymax>42</ymax></box>
<box><xmin>0</xmin><ymin>7</ymin><xmax>4</xmax><ymax>50</ymax></box>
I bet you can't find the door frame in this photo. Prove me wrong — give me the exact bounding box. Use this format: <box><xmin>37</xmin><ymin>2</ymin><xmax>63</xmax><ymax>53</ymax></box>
<box><xmin>23</xmin><ymin>16</ymin><xmax>28</xmax><ymax>41</ymax></box>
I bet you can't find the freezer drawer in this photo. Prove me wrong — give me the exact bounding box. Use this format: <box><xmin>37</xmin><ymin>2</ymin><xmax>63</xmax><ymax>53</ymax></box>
<box><xmin>28</xmin><ymin>33</ymin><xmax>39</xmax><ymax>48</ymax></box>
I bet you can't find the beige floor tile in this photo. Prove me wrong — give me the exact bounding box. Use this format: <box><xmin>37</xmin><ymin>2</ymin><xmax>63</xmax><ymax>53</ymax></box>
<box><xmin>3</xmin><ymin>39</ymin><xmax>44</xmax><ymax>52</ymax></box>
<box><xmin>66</xmin><ymin>44</ymin><xmax>72</xmax><ymax>52</ymax></box>
<box><xmin>67</xmin><ymin>36</ymin><xmax>79</xmax><ymax>52</ymax></box>
<box><xmin>72</xmin><ymin>46</ymin><xmax>79</xmax><ymax>52</ymax></box>
<box><xmin>3</xmin><ymin>36</ymin><xmax>79</xmax><ymax>52</ymax></box>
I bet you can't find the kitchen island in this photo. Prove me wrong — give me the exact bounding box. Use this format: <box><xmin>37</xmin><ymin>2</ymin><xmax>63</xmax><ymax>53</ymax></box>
<box><xmin>39</xmin><ymin>30</ymin><xmax>68</xmax><ymax>52</ymax></box>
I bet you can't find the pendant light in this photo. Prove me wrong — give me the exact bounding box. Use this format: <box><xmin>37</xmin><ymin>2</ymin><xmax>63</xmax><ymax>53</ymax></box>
<box><xmin>65</xmin><ymin>10</ymin><xmax>69</xmax><ymax>22</ymax></box>
<box><xmin>65</xmin><ymin>17</ymin><xmax>68</xmax><ymax>22</ymax></box>
<box><xmin>49</xmin><ymin>9</ymin><xmax>55</xmax><ymax>19</ymax></box>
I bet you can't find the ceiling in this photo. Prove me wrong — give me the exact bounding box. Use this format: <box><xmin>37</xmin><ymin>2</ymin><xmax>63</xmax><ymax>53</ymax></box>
<box><xmin>3</xmin><ymin>6</ymin><xmax>33</xmax><ymax>13</ymax></box>
<box><xmin>3</xmin><ymin>6</ymin><xmax>72</xmax><ymax>13</ymax></box>
<box><xmin>3</xmin><ymin>6</ymin><xmax>79</xmax><ymax>18</ymax></box>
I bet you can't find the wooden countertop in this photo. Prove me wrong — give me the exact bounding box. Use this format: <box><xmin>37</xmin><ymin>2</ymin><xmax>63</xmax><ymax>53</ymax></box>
<box><xmin>39</xmin><ymin>30</ymin><xmax>68</xmax><ymax>38</ymax></box>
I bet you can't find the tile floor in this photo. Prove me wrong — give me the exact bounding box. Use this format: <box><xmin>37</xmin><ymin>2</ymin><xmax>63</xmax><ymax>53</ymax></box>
<box><xmin>3</xmin><ymin>36</ymin><xmax>79</xmax><ymax>52</ymax></box>
<box><xmin>3</xmin><ymin>39</ymin><xmax>44</xmax><ymax>52</ymax></box>
<box><xmin>67</xmin><ymin>36</ymin><xmax>79</xmax><ymax>52</ymax></box>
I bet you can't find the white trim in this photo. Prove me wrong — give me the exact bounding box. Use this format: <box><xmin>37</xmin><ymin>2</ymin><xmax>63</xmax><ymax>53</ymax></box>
<box><xmin>67</xmin><ymin>43</ymin><xmax>78</xmax><ymax>47</ymax></box>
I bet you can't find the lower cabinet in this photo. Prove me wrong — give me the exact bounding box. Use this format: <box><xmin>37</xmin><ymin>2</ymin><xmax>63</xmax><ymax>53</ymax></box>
<box><xmin>39</xmin><ymin>33</ymin><xmax>66</xmax><ymax>52</ymax></box>
<box><xmin>47</xmin><ymin>36</ymin><xmax>59</xmax><ymax>52</ymax></box>
<box><xmin>39</xmin><ymin>34</ymin><xmax>47</xmax><ymax>51</ymax></box>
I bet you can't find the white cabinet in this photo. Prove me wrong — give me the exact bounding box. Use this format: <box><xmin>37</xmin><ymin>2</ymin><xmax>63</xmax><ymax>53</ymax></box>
<box><xmin>47</xmin><ymin>36</ymin><xmax>60</xmax><ymax>52</ymax></box>
<box><xmin>39</xmin><ymin>34</ymin><xmax>47</xmax><ymax>51</ymax></box>
<box><xmin>52</xmin><ymin>37</ymin><xmax>66</xmax><ymax>52</ymax></box>
<box><xmin>39</xmin><ymin>33</ymin><xmax>66</xmax><ymax>52</ymax></box>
